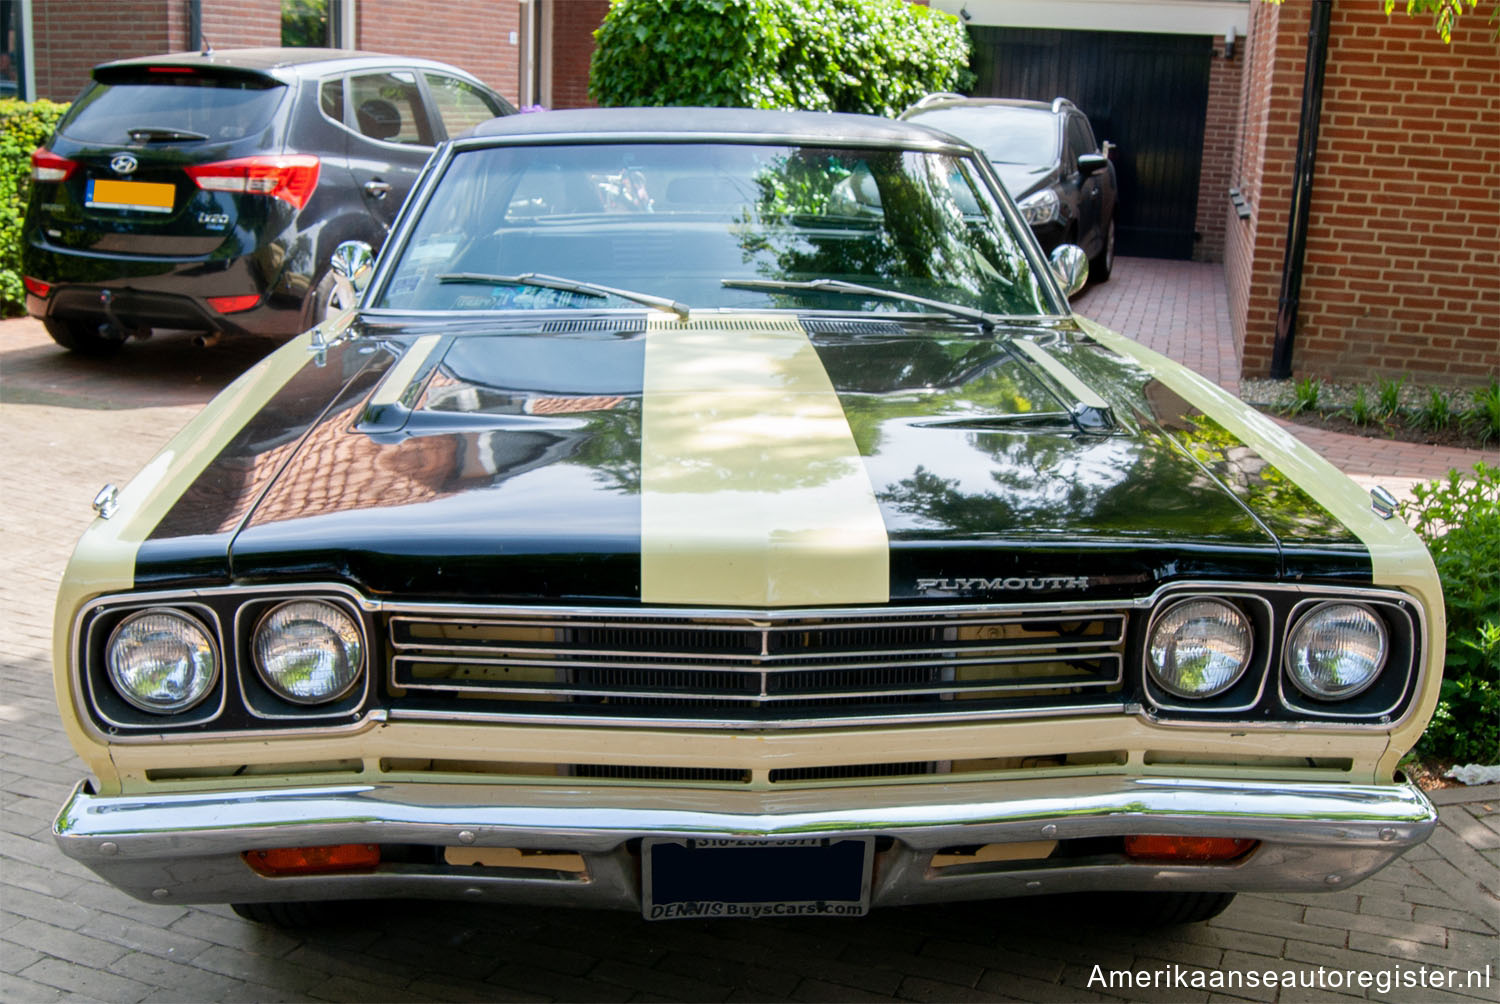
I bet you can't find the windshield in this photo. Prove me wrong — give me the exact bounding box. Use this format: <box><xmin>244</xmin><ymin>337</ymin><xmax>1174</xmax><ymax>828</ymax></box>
<box><xmin>58</xmin><ymin>74</ymin><xmax>286</xmax><ymax>145</ymax></box>
<box><xmin>376</xmin><ymin>142</ymin><xmax>1050</xmax><ymax>317</ymax></box>
<box><xmin>907</xmin><ymin>107</ymin><xmax>1059</xmax><ymax>166</ymax></box>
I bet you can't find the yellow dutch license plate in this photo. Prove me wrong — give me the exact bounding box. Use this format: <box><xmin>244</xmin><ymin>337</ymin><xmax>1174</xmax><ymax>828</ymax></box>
<box><xmin>86</xmin><ymin>177</ymin><xmax>176</xmax><ymax>214</ymax></box>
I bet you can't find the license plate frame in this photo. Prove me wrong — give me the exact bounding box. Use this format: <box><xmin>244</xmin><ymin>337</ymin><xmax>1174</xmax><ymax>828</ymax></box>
<box><xmin>641</xmin><ymin>835</ymin><xmax>874</xmax><ymax>921</ymax></box>
<box><xmin>86</xmin><ymin>177</ymin><xmax>176</xmax><ymax>214</ymax></box>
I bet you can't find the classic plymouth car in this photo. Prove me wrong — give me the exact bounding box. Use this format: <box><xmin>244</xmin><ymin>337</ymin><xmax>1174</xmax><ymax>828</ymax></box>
<box><xmin>52</xmin><ymin>109</ymin><xmax>1441</xmax><ymax>927</ymax></box>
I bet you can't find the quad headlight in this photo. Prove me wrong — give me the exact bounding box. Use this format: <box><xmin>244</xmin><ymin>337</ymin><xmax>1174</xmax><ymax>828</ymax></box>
<box><xmin>1146</xmin><ymin>598</ymin><xmax>1253</xmax><ymax>699</ymax></box>
<box><xmin>106</xmin><ymin>609</ymin><xmax>219</xmax><ymax>713</ymax></box>
<box><xmin>252</xmin><ymin>600</ymin><xmax>364</xmax><ymax>704</ymax></box>
<box><xmin>1285</xmin><ymin>602</ymin><xmax>1387</xmax><ymax>699</ymax></box>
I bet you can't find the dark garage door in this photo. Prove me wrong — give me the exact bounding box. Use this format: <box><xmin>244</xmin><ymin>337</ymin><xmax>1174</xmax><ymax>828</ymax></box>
<box><xmin>970</xmin><ymin>27</ymin><xmax>1212</xmax><ymax>259</ymax></box>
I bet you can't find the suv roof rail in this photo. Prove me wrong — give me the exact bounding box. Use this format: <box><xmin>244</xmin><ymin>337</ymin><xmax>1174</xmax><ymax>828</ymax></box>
<box><xmin>910</xmin><ymin>92</ymin><xmax>967</xmax><ymax>110</ymax></box>
<box><xmin>1051</xmin><ymin>97</ymin><xmax>1077</xmax><ymax>114</ymax></box>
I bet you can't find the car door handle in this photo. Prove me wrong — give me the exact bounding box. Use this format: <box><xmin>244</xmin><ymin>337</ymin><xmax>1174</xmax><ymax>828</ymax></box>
<box><xmin>363</xmin><ymin>180</ymin><xmax>392</xmax><ymax>199</ymax></box>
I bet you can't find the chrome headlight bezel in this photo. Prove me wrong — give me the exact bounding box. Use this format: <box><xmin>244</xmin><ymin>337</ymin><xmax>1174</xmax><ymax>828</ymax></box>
<box><xmin>103</xmin><ymin>607</ymin><xmax>221</xmax><ymax>714</ymax></box>
<box><xmin>1283</xmin><ymin>601</ymin><xmax>1389</xmax><ymax>701</ymax></box>
<box><xmin>250</xmin><ymin>598</ymin><xmax>366</xmax><ymax>706</ymax></box>
<box><xmin>1144</xmin><ymin>597</ymin><xmax>1256</xmax><ymax>700</ymax></box>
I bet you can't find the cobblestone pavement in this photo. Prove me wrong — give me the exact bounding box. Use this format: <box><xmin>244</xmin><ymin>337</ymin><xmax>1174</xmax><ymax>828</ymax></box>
<box><xmin>3</xmin><ymin>265</ymin><xmax>1498</xmax><ymax>1002</ymax></box>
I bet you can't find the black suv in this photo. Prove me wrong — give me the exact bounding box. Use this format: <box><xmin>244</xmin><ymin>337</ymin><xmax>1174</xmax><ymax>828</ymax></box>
<box><xmin>22</xmin><ymin>48</ymin><xmax>513</xmax><ymax>354</ymax></box>
<box><xmin>902</xmin><ymin>95</ymin><xmax>1117</xmax><ymax>284</ymax></box>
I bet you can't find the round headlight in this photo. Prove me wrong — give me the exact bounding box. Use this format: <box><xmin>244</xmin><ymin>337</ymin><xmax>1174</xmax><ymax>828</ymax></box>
<box><xmin>1286</xmin><ymin>603</ymin><xmax>1387</xmax><ymax>700</ymax></box>
<box><xmin>253</xmin><ymin>600</ymin><xmax>363</xmax><ymax>704</ymax></box>
<box><xmin>106</xmin><ymin>609</ymin><xmax>219</xmax><ymax>713</ymax></box>
<box><xmin>1147</xmin><ymin>599</ymin><xmax>1253</xmax><ymax>699</ymax></box>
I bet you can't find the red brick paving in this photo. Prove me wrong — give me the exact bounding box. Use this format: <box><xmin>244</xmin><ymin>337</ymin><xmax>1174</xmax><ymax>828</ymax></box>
<box><xmin>1074</xmin><ymin>257</ymin><xmax>1242</xmax><ymax>395</ymax></box>
<box><xmin>1076</xmin><ymin>259</ymin><xmax>1499</xmax><ymax>488</ymax></box>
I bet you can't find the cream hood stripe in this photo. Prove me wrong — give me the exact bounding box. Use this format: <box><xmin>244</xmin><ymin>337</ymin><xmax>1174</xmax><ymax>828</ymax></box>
<box><xmin>641</xmin><ymin>315</ymin><xmax>890</xmax><ymax>606</ymax></box>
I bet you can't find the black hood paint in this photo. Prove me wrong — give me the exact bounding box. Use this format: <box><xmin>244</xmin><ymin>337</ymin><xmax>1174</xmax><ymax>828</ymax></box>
<box><xmin>140</xmin><ymin>315</ymin><xmax>1369</xmax><ymax>603</ymax></box>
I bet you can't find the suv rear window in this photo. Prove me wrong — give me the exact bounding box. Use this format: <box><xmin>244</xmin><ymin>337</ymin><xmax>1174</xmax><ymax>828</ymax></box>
<box><xmin>57</xmin><ymin>73</ymin><xmax>286</xmax><ymax>145</ymax></box>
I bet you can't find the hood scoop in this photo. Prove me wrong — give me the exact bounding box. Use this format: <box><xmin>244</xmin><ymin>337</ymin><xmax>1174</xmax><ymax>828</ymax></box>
<box><xmin>910</xmin><ymin>411</ymin><xmax>1084</xmax><ymax>433</ymax></box>
<box><xmin>1008</xmin><ymin>338</ymin><xmax>1116</xmax><ymax>433</ymax></box>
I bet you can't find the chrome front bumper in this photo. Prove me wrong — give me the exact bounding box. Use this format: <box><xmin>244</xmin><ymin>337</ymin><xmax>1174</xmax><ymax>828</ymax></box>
<box><xmin>54</xmin><ymin>775</ymin><xmax>1437</xmax><ymax>910</ymax></box>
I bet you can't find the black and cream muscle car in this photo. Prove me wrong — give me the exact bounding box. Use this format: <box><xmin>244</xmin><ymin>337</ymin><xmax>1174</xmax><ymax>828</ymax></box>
<box><xmin>52</xmin><ymin>108</ymin><xmax>1441</xmax><ymax>926</ymax></box>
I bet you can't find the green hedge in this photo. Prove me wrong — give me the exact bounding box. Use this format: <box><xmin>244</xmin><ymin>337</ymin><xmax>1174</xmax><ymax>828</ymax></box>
<box><xmin>1403</xmin><ymin>463</ymin><xmax>1500</xmax><ymax>765</ymax></box>
<box><xmin>590</xmin><ymin>0</ymin><xmax>972</xmax><ymax>116</ymax></box>
<box><xmin>1</xmin><ymin>98</ymin><xmax>69</xmax><ymax>316</ymax></box>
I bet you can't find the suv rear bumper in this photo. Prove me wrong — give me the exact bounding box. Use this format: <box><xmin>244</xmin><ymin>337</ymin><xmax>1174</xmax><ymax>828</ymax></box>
<box><xmin>54</xmin><ymin>775</ymin><xmax>1437</xmax><ymax>911</ymax></box>
<box><xmin>30</xmin><ymin>284</ymin><xmax>303</xmax><ymax>338</ymax></box>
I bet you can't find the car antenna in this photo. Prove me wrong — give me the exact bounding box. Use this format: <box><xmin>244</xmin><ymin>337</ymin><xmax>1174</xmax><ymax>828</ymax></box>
<box><xmin>201</xmin><ymin>35</ymin><xmax>214</xmax><ymax>56</ymax></box>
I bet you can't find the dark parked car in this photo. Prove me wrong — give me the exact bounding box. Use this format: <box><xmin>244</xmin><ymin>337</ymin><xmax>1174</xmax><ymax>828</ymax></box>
<box><xmin>902</xmin><ymin>94</ymin><xmax>1117</xmax><ymax>283</ymax></box>
<box><xmin>52</xmin><ymin>108</ymin><xmax>1439</xmax><ymax>929</ymax></box>
<box><xmin>22</xmin><ymin>47</ymin><xmax>513</xmax><ymax>355</ymax></box>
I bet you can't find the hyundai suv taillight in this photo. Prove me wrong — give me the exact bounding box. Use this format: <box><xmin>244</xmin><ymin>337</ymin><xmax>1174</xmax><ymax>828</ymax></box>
<box><xmin>185</xmin><ymin>155</ymin><xmax>320</xmax><ymax>210</ymax></box>
<box><xmin>31</xmin><ymin>148</ymin><xmax>78</xmax><ymax>183</ymax></box>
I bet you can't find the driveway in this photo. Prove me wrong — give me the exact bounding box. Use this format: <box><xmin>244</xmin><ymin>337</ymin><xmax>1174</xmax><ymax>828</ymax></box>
<box><xmin>3</xmin><ymin>263</ymin><xmax>1497</xmax><ymax>1002</ymax></box>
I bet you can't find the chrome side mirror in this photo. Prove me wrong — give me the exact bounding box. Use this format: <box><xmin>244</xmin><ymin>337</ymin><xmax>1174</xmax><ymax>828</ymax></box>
<box><xmin>1050</xmin><ymin>244</ymin><xmax>1089</xmax><ymax>299</ymax></box>
<box><xmin>330</xmin><ymin>240</ymin><xmax>375</xmax><ymax>305</ymax></box>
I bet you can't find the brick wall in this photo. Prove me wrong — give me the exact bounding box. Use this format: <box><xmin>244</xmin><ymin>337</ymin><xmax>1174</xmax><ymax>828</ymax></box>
<box><xmin>549</xmin><ymin>0</ymin><xmax>609</xmax><ymax>109</ymax></box>
<box><xmin>32</xmin><ymin>0</ymin><xmax>172</xmax><ymax>100</ymax></box>
<box><xmin>1192</xmin><ymin>38</ymin><xmax>1244</xmax><ymax>262</ymax></box>
<box><xmin>200</xmin><ymin>0</ymin><xmax>281</xmax><ymax>49</ymax></box>
<box><xmin>358</xmin><ymin>0</ymin><xmax>523</xmax><ymax>104</ymax></box>
<box><xmin>1230</xmin><ymin>1</ymin><xmax>1500</xmax><ymax>384</ymax></box>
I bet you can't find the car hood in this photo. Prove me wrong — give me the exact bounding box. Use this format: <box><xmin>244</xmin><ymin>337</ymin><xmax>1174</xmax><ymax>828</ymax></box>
<box><xmin>137</xmin><ymin>314</ymin><xmax>1370</xmax><ymax>605</ymax></box>
<box><xmin>992</xmin><ymin>162</ymin><xmax>1055</xmax><ymax>202</ymax></box>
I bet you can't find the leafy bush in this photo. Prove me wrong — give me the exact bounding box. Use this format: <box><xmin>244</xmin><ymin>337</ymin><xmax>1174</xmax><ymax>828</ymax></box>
<box><xmin>1376</xmin><ymin>375</ymin><xmax>1405</xmax><ymax>419</ymax></box>
<box><xmin>590</xmin><ymin>0</ymin><xmax>973</xmax><ymax>116</ymax></box>
<box><xmin>1</xmin><ymin>98</ymin><xmax>69</xmax><ymax>316</ymax></box>
<box><xmin>1285</xmin><ymin>376</ymin><xmax>1322</xmax><ymax>416</ymax></box>
<box><xmin>1468</xmin><ymin>380</ymin><xmax>1500</xmax><ymax>446</ymax></box>
<box><xmin>1415</xmin><ymin>386</ymin><xmax>1455</xmax><ymax>432</ymax></box>
<box><xmin>1348</xmin><ymin>386</ymin><xmax>1374</xmax><ymax>426</ymax></box>
<box><xmin>1402</xmin><ymin>462</ymin><xmax>1500</xmax><ymax>764</ymax></box>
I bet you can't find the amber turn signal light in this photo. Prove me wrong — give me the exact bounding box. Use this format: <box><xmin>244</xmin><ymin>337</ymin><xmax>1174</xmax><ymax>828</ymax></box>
<box><xmin>243</xmin><ymin>843</ymin><xmax>380</xmax><ymax>876</ymax></box>
<box><xmin>1123</xmin><ymin>835</ymin><xmax>1258</xmax><ymax>862</ymax></box>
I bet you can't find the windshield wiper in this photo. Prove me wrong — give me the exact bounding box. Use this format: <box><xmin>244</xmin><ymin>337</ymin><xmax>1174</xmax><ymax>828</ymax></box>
<box><xmin>720</xmin><ymin>278</ymin><xmax>1006</xmax><ymax>332</ymax></box>
<box><xmin>438</xmin><ymin>271</ymin><xmax>690</xmax><ymax>320</ymax></box>
<box><xmin>126</xmin><ymin>127</ymin><xmax>209</xmax><ymax>143</ymax></box>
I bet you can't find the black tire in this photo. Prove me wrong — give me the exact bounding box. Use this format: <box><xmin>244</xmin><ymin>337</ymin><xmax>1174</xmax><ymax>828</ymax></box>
<box><xmin>43</xmin><ymin>317</ymin><xmax>125</xmax><ymax>357</ymax></box>
<box><xmin>230</xmin><ymin>900</ymin><xmax>347</xmax><ymax>927</ymax></box>
<box><xmin>1089</xmin><ymin>217</ymin><xmax>1115</xmax><ymax>285</ymax></box>
<box><xmin>1112</xmin><ymin>890</ymin><xmax>1237</xmax><ymax>926</ymax></box>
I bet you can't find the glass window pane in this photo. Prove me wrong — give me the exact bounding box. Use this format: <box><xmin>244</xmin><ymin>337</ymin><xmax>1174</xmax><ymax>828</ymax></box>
<box><xmin>349</xmin><ymin>70</ymin><xmax>432</xmax><ymax>146</ymax></box>
<box><xmin>424</xmin><ymin>73</ymin><xmax>504</xmax><ymax>137</ymax></box>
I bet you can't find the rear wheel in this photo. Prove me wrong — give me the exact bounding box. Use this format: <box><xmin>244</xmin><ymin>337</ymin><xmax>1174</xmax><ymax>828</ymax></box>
<box><xmin>43</xmin><ymin>317</ymin><xmax>125</xmax><ymax>356</ymax></box>
<box><xmin>303</xmin><ymin>270</ymin><xmax>355</xmax><ymax>328</ymax></box>
<box><xmin>1089</xmin><ymin>217</ymin><xmax>1115</xmax><ymax>284</ymax></box>
<box><xmin>230</xmin><ymin>900</ymin><xmax>347</xmax><ymax>927</ymax></box>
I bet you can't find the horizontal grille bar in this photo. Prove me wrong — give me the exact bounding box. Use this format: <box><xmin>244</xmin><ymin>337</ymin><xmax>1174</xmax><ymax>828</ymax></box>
<box><xmin>385</xmin><ymin>605</ymin><xmax>1129</xmax><ymax>727</ymax></box>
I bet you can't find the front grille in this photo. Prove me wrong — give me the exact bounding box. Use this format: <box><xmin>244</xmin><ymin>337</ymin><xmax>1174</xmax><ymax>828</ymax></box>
<box><xmin>386</xmin><ymin>605</ymin><xmax>1128</xmax><ymax>728</ymax></box>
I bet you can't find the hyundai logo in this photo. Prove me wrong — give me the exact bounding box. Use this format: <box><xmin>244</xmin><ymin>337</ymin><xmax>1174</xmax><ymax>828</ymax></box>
<box><xmin>110</xmin><ymin>153</ymin><xmax>138</xmax><ymax>176</ymax></box>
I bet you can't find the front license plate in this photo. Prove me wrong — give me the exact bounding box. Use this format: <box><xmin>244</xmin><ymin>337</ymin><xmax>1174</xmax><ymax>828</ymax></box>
<box><xmin>642</xmin><ymin>836</ymin><xmax>873</xmax><ymax>921</ymax></box>
<box><xmin>86</xmin><ymin>177</ymin><xmax>176</xmax><ymax>213</ymax></box>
